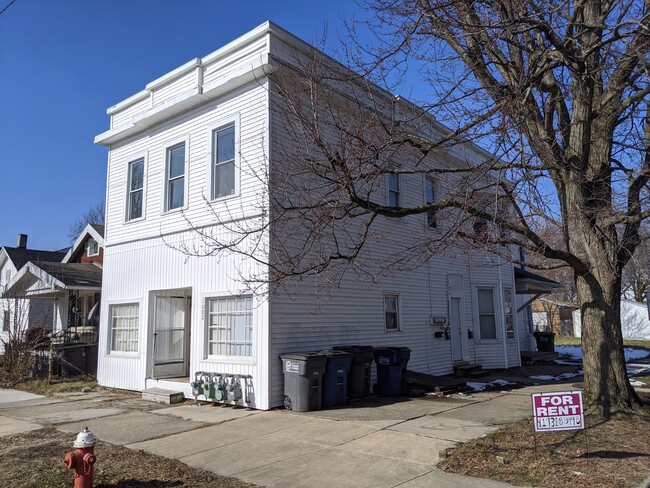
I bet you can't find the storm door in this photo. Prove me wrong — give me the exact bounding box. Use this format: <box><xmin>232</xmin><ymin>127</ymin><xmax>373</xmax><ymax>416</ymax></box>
<box><xmin>152</xmin><ymin>291</ymin><xmax>191</xmax><ymax>378</ymax></box>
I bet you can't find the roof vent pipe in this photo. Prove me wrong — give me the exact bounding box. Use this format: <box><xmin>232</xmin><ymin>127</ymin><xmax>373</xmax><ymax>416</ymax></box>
<box><xmin>17</xmin><ymin>234</ymin><xmax>28</xmax><ymax>249</ymax></box>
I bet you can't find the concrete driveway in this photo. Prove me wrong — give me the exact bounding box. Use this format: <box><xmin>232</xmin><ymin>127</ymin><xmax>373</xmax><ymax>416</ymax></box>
<box><xmin>0</xmin><ymin>386</ymin><xmax>559</xmax><ymax>487</ymax></box>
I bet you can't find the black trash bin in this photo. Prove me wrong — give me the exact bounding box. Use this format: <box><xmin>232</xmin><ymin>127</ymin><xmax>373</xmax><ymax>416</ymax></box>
<box><xmin>280</xmin><ymin>352</ymin><xmax>328</xmax><ymax>411</ymax></box>
<box><xmin>373</xmin><ymin>347</ymin><xmax>411</xmax><ymax>396</ymax></box>
<box><xmin>333</xmin><ymin>345</ymin><xmax>374</xmax><ymax>399</ymax></box>
<box><xmin>533</xmin><ymin>331</ymin><xmax>556</xmax><ymax>352</ymax></box>
<box><xmin>320</xmin><ymin>349</ymin><xmax>353</xmax><ymax>408</ymax></box>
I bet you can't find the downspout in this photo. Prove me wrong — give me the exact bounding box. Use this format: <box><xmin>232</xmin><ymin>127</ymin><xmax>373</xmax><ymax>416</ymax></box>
<box><xmin>497</xmin><ymin>256</ymin><xmax>508</xmax><ymax>369</ymax></box>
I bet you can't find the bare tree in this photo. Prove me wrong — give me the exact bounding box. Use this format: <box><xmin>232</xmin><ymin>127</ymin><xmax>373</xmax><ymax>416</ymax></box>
<box><xmin>622</xmin><ymin>226</ymin><xmax>650</xmax><ymax>302</ymax></box>
<box><xmin>68</xmin><ymin>203</ymin><xmax>104</xmax><ymax>242</ymax></box>
<box><xmin>182</xmin><ymin>0</ymin><xmax>649</xmax><ymax>416</ymax></box>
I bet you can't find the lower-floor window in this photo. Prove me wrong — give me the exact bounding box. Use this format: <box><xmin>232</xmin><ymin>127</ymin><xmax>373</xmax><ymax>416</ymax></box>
<box><xmin>109</xmin><ymin>303</ymin><xmax>139</xmax><ymax>352</ymax></box>
<box><xmin>207</xmin><ymin>296</ymin><xmax>253</xmax><ymax>357</ymax></box>
<box><xmin>2</xmin><ymin>310</ymin><xmax>9</xmax><ymax>332</ymax></box>
<box><xmin>384</xmin><ymin>294</ymin><xmax>400</xmax><ymax>331</ymax></box>
<box><xmin>477</xmin><ymin>288</ymin><xmax>497</xmax><ymax>340</ymax></box>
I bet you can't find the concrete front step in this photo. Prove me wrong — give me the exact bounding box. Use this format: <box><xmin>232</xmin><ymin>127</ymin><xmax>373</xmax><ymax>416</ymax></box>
<box><xmin>142</xmin><ymin>387</ymin><xmax>185</xmax><ymax>405</ymax></box>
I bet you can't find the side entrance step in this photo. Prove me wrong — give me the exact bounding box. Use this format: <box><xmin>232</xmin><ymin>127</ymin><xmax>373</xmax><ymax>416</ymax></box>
<box><xmin>453</xmin><ymin>363</ymin><xmax>490</xmax><ymax>378</ymax></box>
<box><xmin>520</xmin><ymin>351</ymin><xmax>558</xmax><ymax>364</ymax></box>
<box><xmin>142</xmin><ymin>387</ymin><xmax>185</xmax><ymax>405</ymax></box>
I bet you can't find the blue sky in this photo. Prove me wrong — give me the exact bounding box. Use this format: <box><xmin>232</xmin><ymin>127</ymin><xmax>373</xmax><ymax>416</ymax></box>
<box><xmin>0</xmin><ymin>0</ymin><xmax>355</xmax><ymax>250</ymax></box>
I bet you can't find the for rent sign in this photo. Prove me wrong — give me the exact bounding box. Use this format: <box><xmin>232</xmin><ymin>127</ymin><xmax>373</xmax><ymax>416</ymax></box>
<box><xmin>532</xmin><ymin>391</ymin><xmax>584</xmax><ymax>432</ymax></box>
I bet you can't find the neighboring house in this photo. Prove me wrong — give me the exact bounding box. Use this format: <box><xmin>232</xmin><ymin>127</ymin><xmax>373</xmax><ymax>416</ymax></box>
<box><xmin>1</xmin><ymin>224</ymin><xmax>104</xmax><ymax>344</ymax></box>
<box><xmin>0</xmin><ymin>234</ymin><xmax>66</xmax><ymax>353</ymax></box>
<box><xmin>94</xmin><ymin>22</ymin><xmax>554</xmax><ymax>410</ymax></box>
<box><xmin>532</xmin><ymin>297</ymin><xmax>578</xmax><ymax>336</ymax></box>
<box><xmin>573</xmin><ymin>299</ymin><xmax>650</xmax><ymax>340</ymax></box>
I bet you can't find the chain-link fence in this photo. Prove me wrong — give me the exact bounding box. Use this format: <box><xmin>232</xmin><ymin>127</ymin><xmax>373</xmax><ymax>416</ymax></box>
<box><xmin>31</xmin><ymin>343</ymin><xmax>98</xmax><ymax>379</ymax></box>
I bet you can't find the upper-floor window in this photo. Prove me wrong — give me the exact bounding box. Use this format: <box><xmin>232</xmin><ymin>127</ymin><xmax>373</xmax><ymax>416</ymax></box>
<box><xmin>87</xmin><ymin>239</ymin><xmax>100</xmax><ymax>257</ymax></box>
<box><xmin>477</xmin><ymin>287</ymin><xmax>497</xmax><ymax>340</ymax></box>
<box><xmin>212</xmin><ymin>124</ymin><xmax>236</xmax><ymax>200</ymax></box>
<box><xmin>425</xmin><ymin>177</ymin><xmax>437</xmax><ymax>228</ymax></box>
<box><xmin>127</xmin><ymin>157</ymin><xmax>145</xmax><ymax>221</ymax></box>
<box><xmin>387</xmin><ymin>169</ymin><xmax>400</xmax><ymax>207</ymax></box>
<box><xmin>166</xmin><ymin>143</ymin><xmax>186</xmax><ymax>211</ymax></box>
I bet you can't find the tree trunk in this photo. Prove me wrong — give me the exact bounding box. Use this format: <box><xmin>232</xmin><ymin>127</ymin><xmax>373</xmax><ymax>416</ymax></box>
<box><xmin>576</xmin><ymin>272</ymin><xmax>644</xmax><ymax>417</ymax></box>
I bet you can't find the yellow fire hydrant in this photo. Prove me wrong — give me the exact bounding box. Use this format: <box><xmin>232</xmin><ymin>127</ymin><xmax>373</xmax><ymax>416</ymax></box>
<box><xmin>64</xmin><ymin>427</ymin><xmax>97</xmax><ymax>488</ymax></box>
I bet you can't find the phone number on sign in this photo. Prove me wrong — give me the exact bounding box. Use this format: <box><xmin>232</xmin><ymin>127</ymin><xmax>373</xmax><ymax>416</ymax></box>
<box><xmin>536</xmin><ymin>415</ymin><xmax>583</xmax><ymax>431</ymax></box>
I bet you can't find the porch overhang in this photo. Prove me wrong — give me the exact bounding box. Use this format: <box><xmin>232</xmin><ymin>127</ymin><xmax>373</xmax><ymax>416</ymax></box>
<box><xmin>1</xmin><ymin>262</ymin><xmax>102</xmax><ymax>299</ymax></box>
<box><xmin>514</xmin><ymin>267</ymin><xmax>559</xmax><ymax>295</ymax></box>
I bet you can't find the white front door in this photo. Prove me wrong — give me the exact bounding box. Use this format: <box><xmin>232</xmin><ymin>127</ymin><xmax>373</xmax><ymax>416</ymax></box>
<box><xmin>152</xmin><ymin>292</ymin><xmax>190</xmax><ymax>378</ymax></box>
<box><xmin>450</xmin><ymin>297</ymin><xmax>464</xmax><ymax>361</ymax></box>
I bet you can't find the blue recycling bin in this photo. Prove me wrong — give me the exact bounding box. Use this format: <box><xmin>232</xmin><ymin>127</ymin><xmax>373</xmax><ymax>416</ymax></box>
<box><xmin>320</xmin><ymin>349</ymin><xmax>353</xmax><ymax>407</ymax></box>
<box><xmin>373</xmin><ymin>347</ymin><xmax>411</xmax><ymax>396</ymax></box>
<box><xmin>333</xmin><ymin>345</ymin><xmax>374</xmax><ymax>399</ymax></box>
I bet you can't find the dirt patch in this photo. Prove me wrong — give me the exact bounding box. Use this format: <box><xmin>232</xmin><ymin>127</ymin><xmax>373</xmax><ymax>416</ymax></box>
<box><xmin>0</xmin><ymin>428</ymin><xmax>258</xmax><ymax>488</ymax></box>
<box><xmin>440</xmin><ymin>414</ymin><xmax>650</xmax><ymax>488</ymax></box>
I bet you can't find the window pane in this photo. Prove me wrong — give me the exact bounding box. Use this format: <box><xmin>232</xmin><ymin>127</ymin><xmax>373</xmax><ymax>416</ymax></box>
<box><xmin>216</xmin><ymin>126</ymin><xmax>235</xmax><ymax>163</ymax></box>
<box><xmin>477</xmin><ymin>289</ymin><xmax>494</xmax><ymax>313</ymax></box>
<box><xmin>168</xmin><ymin>178</ymin><xmax>184</xmax><ymax>210</ymax></box>
<box><xmin>388</xmin><ymin>173</ymin><xmax>399</xmax><ymax>192</ymax></box>
<box><xmin>384</xmin><ymin>295</ymin><xmax>399</xmax><ymax>330</ymax></box>
<box><xmin>129</xmin><ymin>191</ymin><xmax>142</xmax><ymax>219</ymax></box>
<box><xmin>480</xmin><ymin>316</ymin><xmax>497</xmax><ymax>339</ymax></box>
<box><xmin>110</xmin><ymin>304</ymin><xmax>138</xmax><ymax>352</ymax></box>
<box><xmin>168</xmin><ymin>145</ymin><xmax>185</xmax><ymax>178</ymax></box>
<box><xmin>215</xmin><ymin>161</ymin><xmax>235</xmax><ymax>198</ymax></box>
<box><xmin>130</xmin><ymin>159</ymin><xmax>144</xmax><ymax>191</ymax></box>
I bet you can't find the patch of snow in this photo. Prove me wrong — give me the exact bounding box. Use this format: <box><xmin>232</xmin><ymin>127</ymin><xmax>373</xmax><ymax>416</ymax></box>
<box><xmin>467</xmin><ymin>379</ymin><xmax>516</xmax><ymax>391</ymax></box>
<box><xmin>529</xmin><ymin>370</ymin><xmax>583</xmax><ymax>381</ymax></box>
<box><xmin>554</xmin><ymin>359</ymin><xmax>581</xmax><ymax>365</ymax></box>
<box><xmin>628</xmin><ymin>363</ymin><xmax>650</xmax><ymax>376</ymax></box>
<box><xmin>630</xmin><ymin>380</ymin><xmax>647</xmax><ymax>387</ymax></box>
<box><xmin>555</xmin><ymin>345</ymin><xmax>649</xmax><ymax>362</ymax></box>
<box><xmin>624</xmin><ymin>348</ymin><xmax>650</xmax><ymax>361</ymax></box>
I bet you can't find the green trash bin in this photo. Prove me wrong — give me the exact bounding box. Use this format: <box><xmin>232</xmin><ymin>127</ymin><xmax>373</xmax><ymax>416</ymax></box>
<box><xmin>280</xmin><ymin>352</ymin><xmax>328</xmax><ymax>412</ymax></box>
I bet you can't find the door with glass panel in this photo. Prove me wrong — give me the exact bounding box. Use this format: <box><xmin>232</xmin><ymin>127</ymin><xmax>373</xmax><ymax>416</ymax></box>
<box><xmin>152</xmin><ymin>291</ymin><xmax>191</xmax><ymax>378</ymax></box>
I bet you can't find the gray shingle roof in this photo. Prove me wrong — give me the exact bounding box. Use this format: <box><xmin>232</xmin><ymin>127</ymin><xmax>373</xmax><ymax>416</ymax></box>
<box><xmin>32</xmin><ymin>262</ymin><xmax>102</xmax><ymax>288</ymax></box>
<box><xmin>3</xmin><ymin>247</ymin><xmax>67</xmax><ymax>270</ymax></box>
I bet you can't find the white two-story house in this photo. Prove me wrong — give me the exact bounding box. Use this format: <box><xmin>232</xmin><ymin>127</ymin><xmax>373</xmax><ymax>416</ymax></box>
<box><xmin>94</xmin><ymin>22</ymin><xmax>553</xmax><ymax>410</ymax></box>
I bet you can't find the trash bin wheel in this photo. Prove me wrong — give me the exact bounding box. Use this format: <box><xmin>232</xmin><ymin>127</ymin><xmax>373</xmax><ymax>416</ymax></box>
<box><xmin>283</xmin><ymin>395</ymin><xmax>293</xmax><ymax>410</ymax></box>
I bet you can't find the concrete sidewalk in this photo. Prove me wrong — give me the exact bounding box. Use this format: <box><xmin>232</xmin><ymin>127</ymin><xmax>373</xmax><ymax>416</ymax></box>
<box><xmin>0</xmin><ymin>386</ymin><xmax>563</xmax><ymax>487</ymax></box>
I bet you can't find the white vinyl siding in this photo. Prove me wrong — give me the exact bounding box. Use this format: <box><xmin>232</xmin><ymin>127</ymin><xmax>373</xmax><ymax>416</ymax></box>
<box><xmin>477</xmin><ymin>288</ymin><xmax>497</xmax><ymax>340</ymax></box>
<box><xmin>127</xmin><ymin>157</ymin><xmax>145</xmax><ymax>221</ymax></box>
<box><xmin>109</xmin><ymin>303</ymin><xmax>139</xmax><ymax>353</ymax></box>
<box><xmin>206</xmin><ymin>296</ymin><xmax>253</xmax><ymax>357</ymax></box>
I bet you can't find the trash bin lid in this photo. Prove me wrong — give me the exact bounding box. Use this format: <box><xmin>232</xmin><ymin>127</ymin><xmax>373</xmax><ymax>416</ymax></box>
<box><xmin>280</xmin><ymin>351</ymin><xmax>327</xmax><ymax>361</ymax></box>
<box><xmin>320</xmin><ymin>349</ymin><xmax>353</xmax><ymax>358</ymax></box>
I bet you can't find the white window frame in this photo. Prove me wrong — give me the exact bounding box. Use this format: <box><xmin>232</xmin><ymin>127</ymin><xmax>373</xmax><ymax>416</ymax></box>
<box><xmin>107</xmin><ymin>302</ymin><xmax>140</xmax><ymax>355</ymax></box>
<box><xmin>386</xmin><ymin>168</ymin><xmax>400</xmax><ymax>207</ymax></box>
<box><xmin>503</xmin><ymin>286</ymin><xmax>515</xmax><ymax>339</ymax></box>
<box><xmin>87</xmin><ymin>239</ymin><xmax>100</xmax><ymax>257</ymax></box>
<box><xmin>475</xmin><ymin>286</ymin><xmax>498</xmax><ymax>341</ymax></box>
<box><xmin>204</xmin><ymin>293</ymin><xmax>254</xmax><ymax>361</ymax></box>
<box><xmin>162</xmin><ymin>136</ymin><xmax>189</xmax><ymax>214</ymax></box>
<box><xmin>384</xmin><ymin>293</ymin><xmax>401</xmax><ymax>332</ymax></box>
<box><xmin>125</xmin><ymin>152</ymin><xmax>147</xmax><ymax>222</ymax></box>
<box><xmin>206</xmin><ymin>115</ymin><xmax>240</xmax><ymax>202</ymax></box>
<box><xmin>424</xmin><ymin>176</ymin><xmax>437</xmax><ymax>228</ymax></box>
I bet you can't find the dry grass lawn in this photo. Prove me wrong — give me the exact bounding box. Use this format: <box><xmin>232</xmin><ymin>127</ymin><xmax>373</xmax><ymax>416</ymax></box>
<box><xmin>440</xmin><ymin>411</ymin><xmax>650</xmax><ymax>487</ymax></box>
<box><xmin>0</xmin><ymin>427</ymin><xmax>258</xmax><ymax>488</ymax></box>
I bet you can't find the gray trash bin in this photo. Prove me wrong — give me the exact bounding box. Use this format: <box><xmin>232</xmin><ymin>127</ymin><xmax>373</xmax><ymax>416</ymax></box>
<box><xmin>280</xmin><ymin>352</ymin><xmax>328</xmax><ymax>412</ymax></box>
